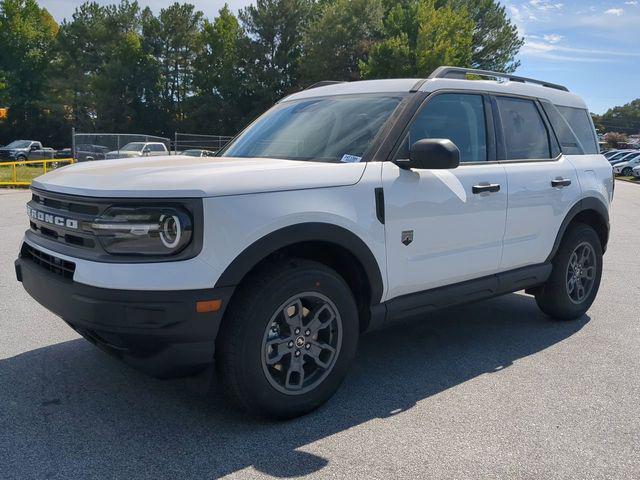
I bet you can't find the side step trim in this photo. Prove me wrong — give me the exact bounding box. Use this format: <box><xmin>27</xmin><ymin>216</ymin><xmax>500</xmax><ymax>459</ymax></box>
<box><xmin>370</xmin><ymin>263</ymin><xmax>552</xmax><ymax>328</ymax></box>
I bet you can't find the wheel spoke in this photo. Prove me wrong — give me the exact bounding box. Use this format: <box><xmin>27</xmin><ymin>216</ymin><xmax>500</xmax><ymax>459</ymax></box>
<box><xmin>307</xmin><ymin>304</ymin><xmax>335</xmax><ymax>334</ymax></box>
<box><xmin>569</xmin><ymin>251</ymin><xmax>578</xmax><ymax>269</ymax></box>
<box><xmin>285</xmin><ymin>356</ymin><xmax>305</xmax><ymax>390</ymax></box>
<box><xmin>305</xmin><ymin>341</ymin><xmax>336</xmax><ymax>369</ymax></box>
<box><xmin>579</xmin><ymin>246</ymin><xmax>591</xmax><ymax>265</ymax></box>
<box><xmin>567</xmin><ymin>276</ymin><xmax>576</xmax><ymax>294</ymax></box>
<box><xmin>265</xmin><ymin>336</ymin><xmax>293</xmax><ymax>365</ymax></box>
<box><xmin>583</xmin><ymin>266</ymin><xmax>595</xmax><ymax>280</ymax></box>
<box><xmin>283</xmin><ymin>299</ymin><xmax>304</xmax><ymax>330</ymax></box>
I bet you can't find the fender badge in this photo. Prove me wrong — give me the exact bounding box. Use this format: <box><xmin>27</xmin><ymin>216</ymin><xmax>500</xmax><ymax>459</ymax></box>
<box><xmin>401</xmin><ymin>230</ymin><xmax>413</xmax><ymax>246</ymax></box>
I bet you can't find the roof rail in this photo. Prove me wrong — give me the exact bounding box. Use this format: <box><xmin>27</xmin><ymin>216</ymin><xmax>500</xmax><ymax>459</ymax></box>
<box><xmin>428</xmin><ymin>66</ymin><xmax>569</xmax><ymax>92</ymax></box>
<box><xmin>304</xmin><ymin>80</ymin><xmax>346</xmax><ymax>90</ymax></box>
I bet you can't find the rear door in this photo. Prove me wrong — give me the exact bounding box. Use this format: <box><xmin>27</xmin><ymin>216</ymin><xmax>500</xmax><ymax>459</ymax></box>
<box><xmin>382</xmin><ymin>91</ymin><xmax>508</xmax><ymax>300</ymax></box>
<box><xmin>495</xmin><ymin>95</ymin><xmax>582</xmax><ymax>271</ymax></box>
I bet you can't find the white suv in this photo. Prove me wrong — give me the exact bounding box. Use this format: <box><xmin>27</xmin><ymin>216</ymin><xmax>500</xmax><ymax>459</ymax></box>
<box><xmin>15</xmin><ymin>67</ymin><xmax>613</xmax><ymax>418</ymax></box>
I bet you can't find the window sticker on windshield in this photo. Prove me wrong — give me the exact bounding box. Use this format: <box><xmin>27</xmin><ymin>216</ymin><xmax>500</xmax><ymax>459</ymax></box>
<box><xmin>340</xmin><ymin>154</ymin><xmax>362</xmax><ymax>163</ymax></box>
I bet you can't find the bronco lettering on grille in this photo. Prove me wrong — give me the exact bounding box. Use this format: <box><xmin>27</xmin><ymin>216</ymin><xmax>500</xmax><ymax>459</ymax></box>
<box><xmin>27</xmin><ymin>205</ymin><xmax>79</xmax><ymax>230</ymax></box>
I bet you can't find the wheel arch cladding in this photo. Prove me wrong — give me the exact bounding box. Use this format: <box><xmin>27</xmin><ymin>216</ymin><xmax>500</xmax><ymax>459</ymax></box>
<box><xmin>214</xmin><ymin>223</ymin><xmax>384</xmax><ymax>330</ymax></box>
<box><xmin>548</xmin><ymin>198</ymin><xmax>610</xmax><ymax>261</ymax></box>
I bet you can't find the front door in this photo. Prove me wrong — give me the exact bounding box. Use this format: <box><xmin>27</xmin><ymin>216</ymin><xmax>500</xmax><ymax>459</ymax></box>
<box><xmin>383</xmin><ymin>92</ymin><xmax>508</xmax><ymax>301</ymax></box>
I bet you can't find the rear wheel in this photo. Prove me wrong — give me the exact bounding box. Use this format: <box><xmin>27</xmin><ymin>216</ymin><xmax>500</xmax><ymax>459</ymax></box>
<box><xmin>216</xmin><ymin>259</ymin><xmax>359</xmax><ymax>419</ymax></box>
<box><xmin>535</xmin><ymin>224</ymin><xmax>602</xmax><ymax>320</ymax></box>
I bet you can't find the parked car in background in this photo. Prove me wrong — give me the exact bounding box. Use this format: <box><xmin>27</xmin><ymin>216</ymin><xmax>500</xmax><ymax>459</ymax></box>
<box><xmin>76</xmin><ymin>144</ymin><xmax>109</xmax><ymax>162</ymax></box>
<box><xmin>105</xmin><ymin>142</ymin><xmax>168</xmax><ymax>159</ymax></box>
<box><xmin>182</xmin><ymin>149</ymin><xmax>217</xmax><ymax>157</ymax></box>
<box><xmin>610</xmin><ymin>151</ymin><xmax>640</xmax><ymax>166</ymax></box>
<box><xmin>0</xmin><ymin>140</ymin><xmax>55</xmax><ymax>161</ymax></box>
<box><xmin>612</xmin><ymin>152</ymin><xmax>640</xmax><ymax>176</ymax></box>
<box><xmin>604</xmin><ymin>149</ymin><xmax>620</xmax><ymax>159</ymax></box>
<box><xmin>631</xmin><ymin>164</ymin><xmax>640</xmax><ymax>179</ymax></box>
<box><xmin>608</xmin><ymin>149</ymin><xmax>638</xmax><ymax>164</ymax></box>
<box><xmin>54</xmin><ymin>148</ymin><xmax>72</xmax><ymax>159</ymax></box>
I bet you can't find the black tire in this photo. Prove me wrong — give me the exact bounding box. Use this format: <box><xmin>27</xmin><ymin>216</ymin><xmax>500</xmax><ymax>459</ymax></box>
<box><xmin>535</xmin><ymin>224</ymin><xmax>603</xmax><ymax>320</ymax></box>
<box><xmin>622</xmin><ymin>167</ymin><xmax>632</xmax><ymax>177</ymax></box>
<box><xmin>16</xmin><ymin>155</ymin><xmax>26</xmax><ymax>162</ymax></box>
<box><xmin>216</xmin><ymin>258</ymin><xmax>359</xmax><ymax>419</ymax></box>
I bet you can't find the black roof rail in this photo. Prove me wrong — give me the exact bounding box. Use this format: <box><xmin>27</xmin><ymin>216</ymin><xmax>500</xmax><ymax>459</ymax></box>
<box><xmin>428</xmin><ymin>66</ymin><xmax>569</xmax><ymax>92</ymax></box>
<box><xmin>304</xmin><ymin>80</ymin><xmax>346</xmax><ymax>90</ymax></box>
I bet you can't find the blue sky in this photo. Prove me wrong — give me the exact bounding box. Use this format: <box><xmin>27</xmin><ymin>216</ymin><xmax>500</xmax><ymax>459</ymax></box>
<box><xmin>41</xmin><ymin>0</ymin><xmax>639</xmax><ymax>114</ymax></box>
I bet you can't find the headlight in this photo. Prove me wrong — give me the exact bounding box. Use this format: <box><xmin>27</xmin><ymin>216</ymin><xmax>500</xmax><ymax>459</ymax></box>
<box><xmin>90</xmin><ymin>206</ymin><xmax>193</xmax><ymax>256</ymax></box>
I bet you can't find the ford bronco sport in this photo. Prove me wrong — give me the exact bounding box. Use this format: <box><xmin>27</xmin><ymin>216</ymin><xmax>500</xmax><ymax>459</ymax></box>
<box><xmin>15</xmin><ymin>67</ymin><xmax>613</xmax><ymax>418</ymax></box>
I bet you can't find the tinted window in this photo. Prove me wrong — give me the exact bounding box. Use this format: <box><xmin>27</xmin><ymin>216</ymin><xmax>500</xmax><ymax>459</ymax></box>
<box><xmin>148</xmin><ymin>144</ymin><xmax>166</xmax><ymax>152</ymax></box>
<box><xmin>396</xmin><ymin>93</ymin><xmax>487</xmax><ymax>162</ymax></box>
<box><xmin>497</xmin><ymin>97</ymin><xmax>551</xmax><ymax>159</ymax></box>
<box><xmin>556</xmin><ymin>106</ymin><xmax>598</xmax><ymax>155</ymax></box>
<box><xmin>542</xmin><ymin>103</ymin><xmax>583</xmax><ymax>155</ymax></box>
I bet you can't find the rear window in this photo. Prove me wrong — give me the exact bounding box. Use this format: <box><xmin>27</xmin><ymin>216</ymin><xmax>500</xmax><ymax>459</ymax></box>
<box><xmin>556</xmin><ymin>106</ymin><xmax>599</xmax><ymax>154</ymax></box>
<box><xmin>496</xmin><ymin>97</ymin><xmax>552</xmax><ymax>160</ymax></box>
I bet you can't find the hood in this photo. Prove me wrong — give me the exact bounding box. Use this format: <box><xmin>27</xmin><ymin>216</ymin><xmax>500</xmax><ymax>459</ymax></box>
<box><xmin>31</xmin><ymin>155</ymin><xmax>367</xmax><ymax>198</ymax></box>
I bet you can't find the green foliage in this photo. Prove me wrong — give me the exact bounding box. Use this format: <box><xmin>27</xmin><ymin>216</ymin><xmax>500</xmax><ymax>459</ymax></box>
<box><xmin>0</xmin><ymin>0</ymin><xmax>58</xmax><ymax>140</ymax></box>
<box><xmin>361</xmin><ymin>0</ymin><xmax>474</xmax><ymax>79</ymax></box>
<box><xmin>0</xmin><ymin>0</ymin><xmax>525</xmax><ymax>147</ymax></box>
<box><xmin>415</xmin><ymin>0</ymin><xmax>473</xmax><ymax>75</ymax></box>
<box><xmin>301</xmin><ymin>0</ymin><xmax>385</xmax><ymax>82</ymax></box>
<box><xmin>592</xmin><ymin>99</ymin><xmax>640</xmax><ymax>135</ymax></box>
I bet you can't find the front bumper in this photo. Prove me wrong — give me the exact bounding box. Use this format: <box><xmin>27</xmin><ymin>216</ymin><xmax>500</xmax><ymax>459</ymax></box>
<box><xmin>15</xmin><ymin>247</ymin><xmax>234</xmax><ymax>377</ymax></box>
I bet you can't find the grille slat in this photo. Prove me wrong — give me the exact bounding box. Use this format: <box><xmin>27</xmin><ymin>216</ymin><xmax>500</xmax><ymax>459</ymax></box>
<box><xmin>21</xmin><ymin>244</ymin><xmax>76</xmax><ymax>279</ymax></box>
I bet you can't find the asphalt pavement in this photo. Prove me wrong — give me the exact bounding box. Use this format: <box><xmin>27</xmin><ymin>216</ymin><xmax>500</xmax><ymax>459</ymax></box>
<box><xmin>0</xmin><ymin>184</ymin><xmax>639</xmax><ymax>479</ymax></box>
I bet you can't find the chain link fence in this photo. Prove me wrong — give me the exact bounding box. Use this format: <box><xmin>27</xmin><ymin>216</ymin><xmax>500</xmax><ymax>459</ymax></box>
<box><xmin>173</xmin><ymin>133</ymin><xmax>233</xmax><ymax>155</ymax></box>
<box><xmin>72</xmin><ymin>131</ymin><xmax>171</xmax><ymax>161</ymax></box>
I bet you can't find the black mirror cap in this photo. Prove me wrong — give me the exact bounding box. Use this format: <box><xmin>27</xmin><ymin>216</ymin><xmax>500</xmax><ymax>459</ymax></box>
<box><xmin>404</xmin><ymin>139</ymin><xmax>460</xmax><ymax>170</ymax></box>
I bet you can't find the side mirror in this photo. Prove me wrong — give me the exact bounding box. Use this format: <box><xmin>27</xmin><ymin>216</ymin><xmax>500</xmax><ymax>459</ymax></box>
<box><xmin>397</xmin><ymin>139</ymin><xmax>460</xmax><ymax>170</ymax></box>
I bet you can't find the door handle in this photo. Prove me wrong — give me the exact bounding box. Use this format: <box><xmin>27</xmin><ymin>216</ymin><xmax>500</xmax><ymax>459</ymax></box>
<box><xmin>472</xmin><ymin>183</ymin><xmax>501</xmax><ymax>194</ymax></box>
<box><xmin>551</xmin><ymin>178</ymin><xmax>572</xmax><ymax>188</ymax></box>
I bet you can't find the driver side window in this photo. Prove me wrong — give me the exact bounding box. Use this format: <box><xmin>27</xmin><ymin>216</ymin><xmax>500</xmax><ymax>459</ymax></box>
<box><xmin>396</xmin><ymin>93</ymin><xmax>488</xmax><ymax>162</ymax></box>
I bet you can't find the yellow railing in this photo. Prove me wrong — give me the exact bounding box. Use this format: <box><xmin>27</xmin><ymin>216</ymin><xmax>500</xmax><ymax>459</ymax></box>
<box><xmin>0</xmin><ymin>158</ymin><xmax>75</xmax><ymax>187</ymax></box>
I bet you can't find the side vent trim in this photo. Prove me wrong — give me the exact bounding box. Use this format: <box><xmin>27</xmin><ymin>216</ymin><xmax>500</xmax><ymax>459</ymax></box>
<box><xmin>375</xmin><ymin>188</ymin><xmax>385</xmax><ymax>224</ymax></box>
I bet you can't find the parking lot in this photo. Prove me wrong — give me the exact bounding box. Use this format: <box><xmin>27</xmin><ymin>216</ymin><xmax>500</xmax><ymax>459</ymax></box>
<box><xmin>0</xmin><ymin>183</ymin><xmax>638</xmax><ymax>479</ymax></box>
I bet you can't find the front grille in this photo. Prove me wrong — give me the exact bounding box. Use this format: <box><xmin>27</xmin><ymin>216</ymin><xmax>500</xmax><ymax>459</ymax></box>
<box><xmin>28</xmin><ymin>189</ymin><xmax>102</xmax><ymax>251</ymax></box>
<box><xmin>21</xmin><ymin>243</ymin><xmax>76</xmax><ymax>279</ymax></box>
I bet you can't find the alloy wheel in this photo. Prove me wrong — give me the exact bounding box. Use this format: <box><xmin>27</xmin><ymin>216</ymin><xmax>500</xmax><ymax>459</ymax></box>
<box><xmin>565</xmin><ymin>241</ymin><xmax>597</xmax><ymax>304</ymax></box>
<box><xmin>261</xmin><ymin>292</ymin><xmax>342</xmax><ymax>395</ymax></box>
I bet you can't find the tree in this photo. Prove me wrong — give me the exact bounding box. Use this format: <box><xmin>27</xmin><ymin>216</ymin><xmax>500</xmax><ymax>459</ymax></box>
<box><xmin>592</xmin><ymin>99</ymin><xmax>640</xmax><ymax>135</ymax></box>
<box><xmin>361</xmin><ymin>0</ymin><xmax>474</xmax><ymax>79</ymax></box>
<box><xmin>240</xmin><ymin>0</ymin><xmax>312</xmax><ymax>104</ymax></box>
<box><xmin>191</xmin><ymin>5</ymin><xmax>253</xmax><ymax>134</ymax></box>
<box><xmin>447</xmin><ymin>0</ymin><xmax>523</xmax><ymax>72</ymax></box>
<box><xmin>603</xmin><ymin>132</ymin><xmax>628</xmax><ymax>149</ymax></box>
<box><xmin>415</xmin><ymin>0</ymin><xmax>473</xmax><ymax>75</ymax></box>
<box><xmin>0</xmin><ymin>0</ymin><xmax>58</xmax><ymax>142</ymax></box>
<box><xmin>301</xmin><ymin>0</ymin><xmax>385</xmax><ymax>83</ymax></box>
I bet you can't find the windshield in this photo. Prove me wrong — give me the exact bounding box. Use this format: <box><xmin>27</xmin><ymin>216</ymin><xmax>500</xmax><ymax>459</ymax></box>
<box><xmin>120</xmin><ymin>142</ymin><xmax>146</xmax><ymax>151</ymax></box>
<box><xmin>221</xmin><ymin>94</ymin><xmax>404</xmax><ymax>162</ymax></box>
<box><xmin>5</xmin><ymin>140</ymin><xmax>31</xmax><ymax>149</ymax></box>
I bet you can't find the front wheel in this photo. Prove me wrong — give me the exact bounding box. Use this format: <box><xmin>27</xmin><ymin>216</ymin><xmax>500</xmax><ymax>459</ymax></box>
<box><xmin>535</xmin><ymin>224</ymin><xmax>603</xmax><ymax>320</ymax></box>
<box><xmin>622</xmin><ymin>167</ymin><xmax>632</xmax><ymax>176</ymax></box>
<box><xmin>216</xmin><ymin>259</ymin><xmax>359</xmax><ymax>419</ymax></box>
